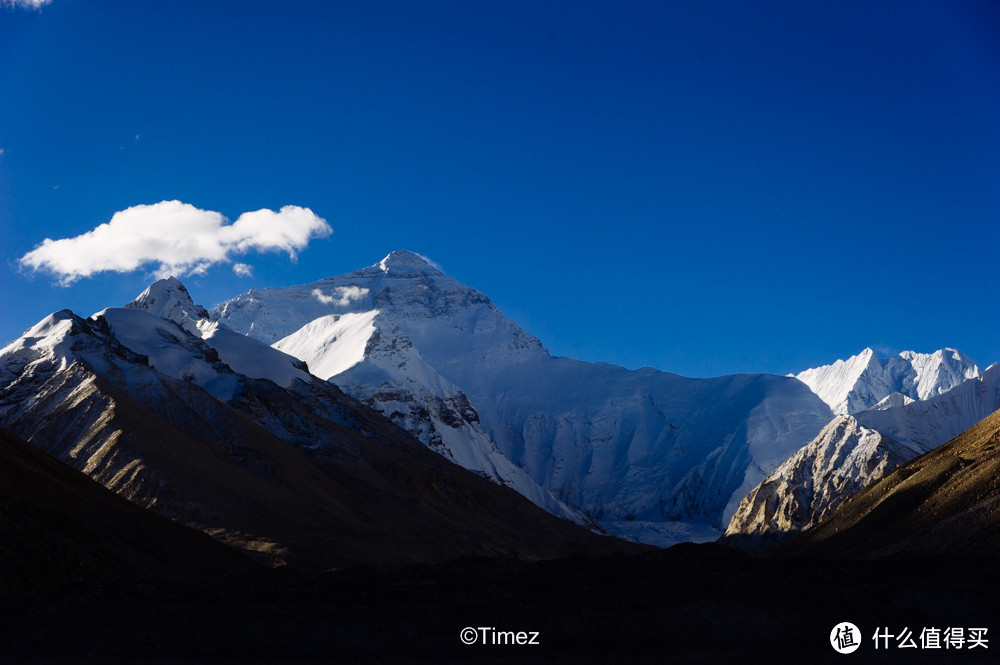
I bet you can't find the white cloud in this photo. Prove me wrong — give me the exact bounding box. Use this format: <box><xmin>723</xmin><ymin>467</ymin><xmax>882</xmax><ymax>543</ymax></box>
<box><xmin>232</xmin><ymin>263</ymin><xmax>254</xmax><ymax>278</ymax></box>
<box><xmin>312</xmin><ymin>286</ymin><xmax>369</xmax><ymax>306</ymax></box>
<box><xmin>2</xmin><ymin>0</ymin><xmax>52</xmax><ymax>9</ymax></box>
<box><xmin>19</xmin><ymin>200</ymin><xmax>331</xmax><ymax>285</ymax></box>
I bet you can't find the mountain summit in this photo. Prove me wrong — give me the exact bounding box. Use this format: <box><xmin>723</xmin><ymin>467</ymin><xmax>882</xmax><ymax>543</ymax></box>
<box><xmin>214</xmin><ymin>251</ymin><xmax>834</xmax><ymax>545</ymax></box>
<box><xmin>375</xmin><ymin>250</ymin><xmax>444</xmax><ymax>276</ymax></box>
<box><xmin>125</xmin><ymin>276</ymin><xmax>210</xmax><ymax>332</ymax></box>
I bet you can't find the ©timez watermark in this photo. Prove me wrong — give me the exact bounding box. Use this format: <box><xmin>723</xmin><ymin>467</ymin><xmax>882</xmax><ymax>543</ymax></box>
<box><xmin>831</xmin><ymin>621</ymin><xmax>989</xmax><ymax>654</ymax></box>
<box><xmin>460</xmin><ymin>626</ymin><xmax>540</xmax><ymax>646</ymax></box>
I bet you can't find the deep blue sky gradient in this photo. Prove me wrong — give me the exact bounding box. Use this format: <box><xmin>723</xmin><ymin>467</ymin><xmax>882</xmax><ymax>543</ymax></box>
<box><xmin>2</xmin><ymin>1</ymin><xmax>999</xmax><ymax>377</ymax></box>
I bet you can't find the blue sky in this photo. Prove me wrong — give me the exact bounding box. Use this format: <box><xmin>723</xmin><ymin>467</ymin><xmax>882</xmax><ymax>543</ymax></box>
<box><xmin>1</xmin><ymin>0</ymin><xmax>998</xmax><ymax>377</ymax></box>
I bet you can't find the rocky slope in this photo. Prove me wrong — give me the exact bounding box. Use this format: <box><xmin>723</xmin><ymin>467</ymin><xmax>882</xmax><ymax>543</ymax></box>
<box><xmin>214</xmin><ymin>250</ymin><xmax>834</xmax><ymax>544</ymax></box>
<box><xmin>722</xmin><ymin>416</ymin><xmax>908</xmax><ymax>547</ymax></box>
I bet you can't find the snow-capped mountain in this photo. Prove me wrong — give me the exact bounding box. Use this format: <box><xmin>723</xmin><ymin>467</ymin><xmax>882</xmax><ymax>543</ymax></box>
<box><xmin>794</xmin><ymin>347</ymin><xmax>979</xmax><ymax>415</ymax></box>
<box><xmin>724</xmin><ymin>363</ymin><xmax>1000</xmax><ymax>543</ymax></box>
<box><xmin>214</xmin><ymin>250</ymin><xmax>834</xmax><ymax>544</ymax></box>
<box><xmin>209</xmin><ymin>254</ymin><xmax>584</xmax><ymax>522</ymax></box>
<box><xmin>0</xmin><ymin>282</ymin><xmax>626</xmax><ymax>566</ymax></box>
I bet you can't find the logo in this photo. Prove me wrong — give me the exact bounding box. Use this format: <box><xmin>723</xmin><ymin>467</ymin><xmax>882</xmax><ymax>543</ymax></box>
<box><xmin>831</xmin><ymin>622</ymin><xmax>861</xmax><ymax>654</ymax></box>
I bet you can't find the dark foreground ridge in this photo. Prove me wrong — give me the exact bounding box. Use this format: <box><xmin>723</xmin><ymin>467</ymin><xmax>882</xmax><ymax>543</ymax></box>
<box><xmin>0</xmin><ymin>544</ymin><xmax>995</xmax><ymax>664</ymax></box>
<box><xmin>0</xmin><ymin>427</ymin><xmax>259</xmax><ymax>596</ymax></box>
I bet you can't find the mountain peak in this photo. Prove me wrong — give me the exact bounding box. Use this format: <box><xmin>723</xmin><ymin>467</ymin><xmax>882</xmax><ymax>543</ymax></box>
<box><xmin>376</xmin><ymin>250</ymin><xmax>443</xmax><ymax>276</ymax></box>
<box><xmin>795</xmin><ymin>346</ymin><xmax>980</xmax><ymax>415</ymax></box>
<box><xmin>125</xmin><ymin>277</ymin><xmax>209</xmax><ymax>328</ymax></box>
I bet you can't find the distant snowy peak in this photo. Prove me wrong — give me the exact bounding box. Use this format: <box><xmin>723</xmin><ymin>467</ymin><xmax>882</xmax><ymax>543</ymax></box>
<box><xmin>794</xmin><ymin>347</ymin><xmax>979</xmax><ymax>415</ymax></box>
<box><xmin>125</xmin><ymin>276</ymin><xmax>209</xmax><ymax>334</ymax></box>
<box><xmin>726</xmin><ymin>362</ymin><xmax>1000</xmax><ymax>544</ymax></box>
<box><xmin>855</xmin><ymin>363</ymin><xmax>1000</xmax><ymax>453</ymax></box>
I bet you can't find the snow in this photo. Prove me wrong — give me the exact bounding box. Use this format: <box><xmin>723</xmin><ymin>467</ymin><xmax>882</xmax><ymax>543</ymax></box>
<box><xmin>721</xmin><ymin>390</ymin><xmax>839</xmax><ymax>524</ymax></box>
<box><xmin>0</xmin><ymin>310</ymin><xmax>78</xmax><ymax>377</ymax></box>
<box><xmin>273</xmin><ymin>311</ymin><xmax>378</xmax><ymax>380</ymax></box>
<box><xmin>871</xmin><ymin>392</ymin><xmax>915</xmax><ymax>410</ymax></box>
<box><xmin>377</xmin><ymin>249</ymin><xmax>441</xmax><ymax>275</ymax></box>
<box><xmin>794</xmin><ymin>347</ymin><xmax>980</xmax><ymax>415</ymax></box>
<box><xmin>196</xmin><ymin>319</ymin><xmax>311</xmax><ymax>388</ymax></box>
<box><xmin>332</xmin><ymin>320</ymin><xmax>589</xmax><ymax>524</ymax></box>
<box><xmin>124</xmin><ymin>279</ymin><xmax>311</xmax><ymax>389</ymax></box>
<box><xmin>855</xmin><ymin>363</ymin><xmax>1000</xmax><ymax>453</ymax></box>
<box><xmin>96</xmin><ymin>307</ymin><xmax>241</xmax><ymax>401</ymax></box>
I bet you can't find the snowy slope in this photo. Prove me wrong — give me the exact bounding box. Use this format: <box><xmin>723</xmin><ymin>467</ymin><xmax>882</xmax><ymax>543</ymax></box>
<box><xmin>124</xmin><ymin>277</ymin><xmax>313</xmax><ymax>389</ymax></box>
<box><xmin>273</xmin><ymin>311</ymin><xmax>378</xmax><ymax>380</ymax></box>
<box><xmin>96</xmin><ymin>307</ymin><xmax>243</xmax><ymax>401</ymax></box>
<box><xmin>334</xmin><ymin>321</ymin><xmax>585</xmax><ymax>523</ymax></box>
<box><xmin>794</xmin><ymin>347</ymin><xmax>979</xmax><ymax>415</ymax></box>
<box><xmin>214</xmin><ymin>250</ymin><xmax>834</xmax><ymax>543</ymax></box>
